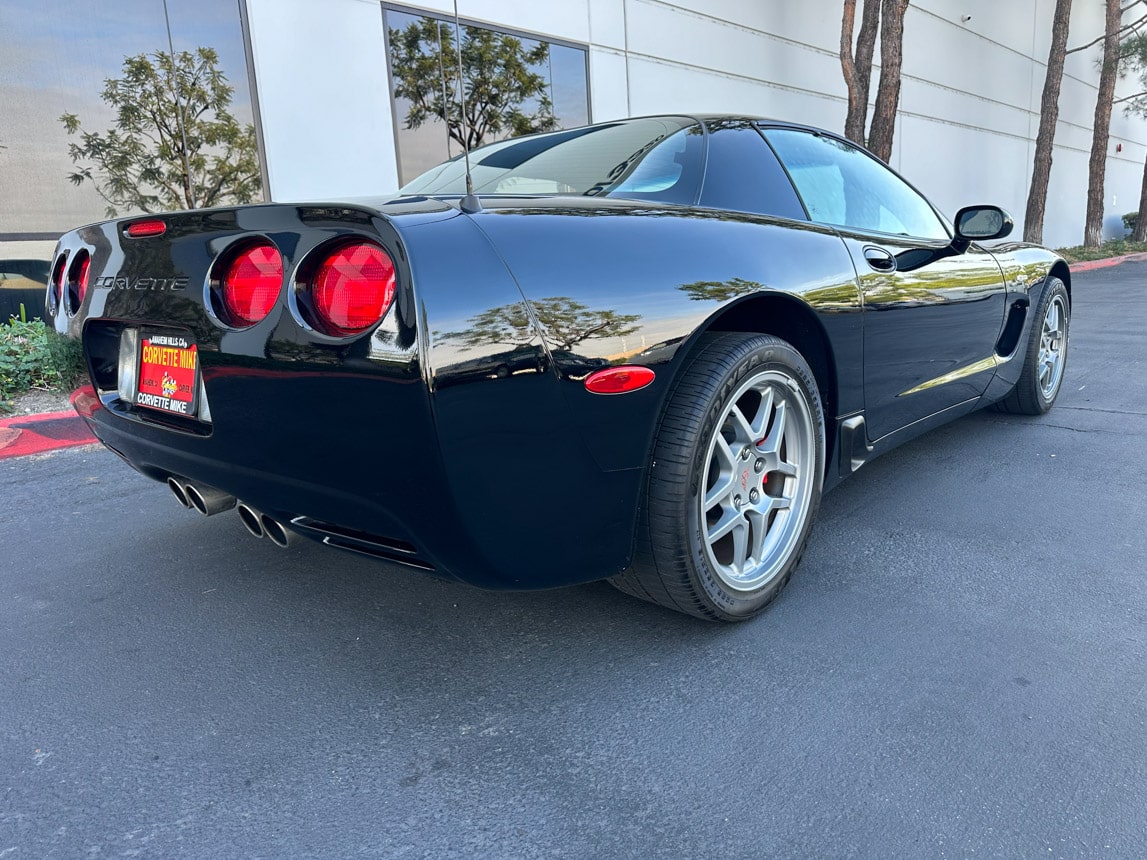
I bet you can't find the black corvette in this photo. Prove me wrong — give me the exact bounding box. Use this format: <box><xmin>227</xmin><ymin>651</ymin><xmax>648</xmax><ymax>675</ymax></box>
<box><xmin>48</xmin><ymin>115</ymin><xmax>1071</xmax><ymax>621</ymax></box>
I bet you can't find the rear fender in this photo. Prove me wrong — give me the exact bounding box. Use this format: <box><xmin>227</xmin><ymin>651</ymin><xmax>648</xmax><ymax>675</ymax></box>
<box><xmin>468</xmin><ymin>204</ymin><xmax>863</xmax><ymax>474</ymax></box>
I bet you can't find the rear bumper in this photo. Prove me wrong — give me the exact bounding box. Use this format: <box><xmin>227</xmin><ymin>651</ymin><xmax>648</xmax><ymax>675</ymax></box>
<box><xmin>78</xmin><ymin>363</ymin><xmax>645</xmax><ymax>589</ymax></box>
<box><xmin>80</xmin><ymin>362</ymin><xmax>471</xmax><ymax>575</ymax></box>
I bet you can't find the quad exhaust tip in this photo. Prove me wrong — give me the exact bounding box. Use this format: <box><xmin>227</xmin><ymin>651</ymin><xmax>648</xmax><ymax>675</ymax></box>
<box><xmin>169</xmin><ymin>478</ymin><xmax>236</xmax><ymax>516</ymax></box>
<box><xmin>260</xmin><ymin>514</ymin><xmax>293</xmax><ymax>548</ymax></box>
<box><xmin>170</xmin><ymin>481</ymin><xmax>290</xmax><ymax>546</ymax></box>
<box><xmin>236</xmin><ymin>502</ymin><xmax>294</xmax><ymax>548</ymax></box>
<box><xmin>167</xmin><ymin>477</ymin><xmax>191</xmax><ymax>509</ymax></box>
<box><xmin>236</xmin><ymin>502</ymin><xmax>264</xmax><ymax>538</ymax></box>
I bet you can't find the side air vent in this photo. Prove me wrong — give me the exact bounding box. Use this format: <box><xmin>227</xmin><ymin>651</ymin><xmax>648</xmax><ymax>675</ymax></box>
<box><xmin>288</xmin><ymin>517</ymin><xmax>433</xmax><ymax>571</ymax></box>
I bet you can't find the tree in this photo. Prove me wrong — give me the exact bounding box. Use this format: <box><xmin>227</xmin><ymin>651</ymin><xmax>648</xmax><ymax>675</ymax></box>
<box><xmin>1083</xmin><ymin>0</ymin><xmax>1128</xmax><ymax>246</ymax></box>
<box><xmin>1118</xmin><ymin>31</ymin><xmax>1147</xmax><ymax>241</ymax></box>
<box><xmin>444</xmin><ymin>297</ymin><xmax>639</xmax><ymax>352</ymax></box>
<box><xmin>389</xmin><ymin>17</ymin><xmax>557</xmax><ymax>152</ymax></box>
<box><xmin>1023</xmin><ymin>0</ymin><xmax>1073</xmax><ymax>244</ymax></box>
<box><xmin>839</xmin><ymin>0</ymin><xmax>881</xmax><ymax>146</ymax></box>
<box><xmin>60</xmin><ymin>47</ymin><xmax>260</xmax><ymax>217</ymax></box>
<box><xmin>866</xmin><ymin>0</ymin><xmax>910</xmax><ymax>163</ymax></box>
<box><xmin>838</xmin><ymin>0</ymin><xmax>910</xmax><ymax>162</ymax></box>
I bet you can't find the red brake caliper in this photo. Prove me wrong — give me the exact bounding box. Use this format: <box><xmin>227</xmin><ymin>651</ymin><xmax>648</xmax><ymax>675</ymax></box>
<box><xmin>755</xmin><ymin>439</ymin><xmax>768</xmax><ymax>485</ymax></box>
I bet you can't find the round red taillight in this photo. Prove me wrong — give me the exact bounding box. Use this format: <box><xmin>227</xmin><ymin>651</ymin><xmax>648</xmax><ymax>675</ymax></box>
<box><xmin>309</xmin><ymin>242</ymin><xmax>396</xmax><ymax>336</ymax></box>
<box><xmin>67</xmin><ymin>251</ymin><xmax>91</xmax><ymax>314</ymax></box>
<box><xmin>220</xmin><ymin>243</ymin><xmax>283</xmax><ymax>327</ymax></box>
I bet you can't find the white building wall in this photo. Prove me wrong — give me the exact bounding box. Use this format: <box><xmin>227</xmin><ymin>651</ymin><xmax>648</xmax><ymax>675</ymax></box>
<box><xmin>246</xmin><ymin>0</ymin><xmax>1147</xmax><ymax>249</ymax></box>
<box><xmin>245</xmin><ymin>0</ymin><xmax>400</xmax><ymax>200</ymax></box>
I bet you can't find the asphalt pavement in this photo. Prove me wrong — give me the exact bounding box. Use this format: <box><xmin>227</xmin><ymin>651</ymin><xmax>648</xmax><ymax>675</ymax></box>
<box><xmin>2</xmin><ymin>263</ymin><xmax>1145</xmax><ymax>858</ymax></box>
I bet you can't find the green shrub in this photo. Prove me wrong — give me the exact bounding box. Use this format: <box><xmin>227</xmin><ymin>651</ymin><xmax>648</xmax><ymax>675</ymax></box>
<box><xmin>0</xmin><ymin>305</ymin><xmax>86</xmax><ymax>403</ymax></box>
<box><xmin>1123</xmin><ymin>211</ymin><xmax>1138</xmax><ymax>233</ymax></box>
<box><xmin>1055</xmin><ymin>238</ymin><xmax>1147</xmax><ymax>263</ymax></box>
<box><xmin>1</xmin><ymin>308</ymin><xmax>57</xmax><ymax>400</ymax></box>
<box><xmin>45</xmin><ymin>325</ymin><xmax>88</xmax><ymax>392</ymax></box>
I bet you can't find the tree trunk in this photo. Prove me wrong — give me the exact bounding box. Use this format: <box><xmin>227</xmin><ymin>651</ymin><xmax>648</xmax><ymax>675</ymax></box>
<box><xmin>1132</xmin><ymin>155</ymin><xmax>1147</xmax><ymax>242</ymax></box>
<box><xmin>841</xmin><ymin>0</ymin><xmax>881</xmax><ymax>146</ymax></box>
<box><xmin>1023</xmin><ymin>0</ymin><xmax>1073</xmax><ymax>244</ymax></box>
<box><xmin>1084</xmin><ymin>0</ymin><xmax>1123</xmax><ymax>247</ymax></box>
<box><xmin>867</xmin><ymin>0</ymin><xmax>909</xmax><ymax>163</ymax></box>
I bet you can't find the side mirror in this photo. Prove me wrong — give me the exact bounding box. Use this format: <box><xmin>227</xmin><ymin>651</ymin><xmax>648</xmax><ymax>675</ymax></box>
<box><xmin>954</xmin><ymin>205</ymin><xmax>1014</xmax><ymax>241</ymax></box>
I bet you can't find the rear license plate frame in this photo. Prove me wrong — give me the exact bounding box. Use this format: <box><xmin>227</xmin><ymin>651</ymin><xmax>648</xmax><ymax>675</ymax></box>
<box><xmin>135</xmin><ymin>330</ymin><xmax>199</xmax><ymax>418</ymax></box>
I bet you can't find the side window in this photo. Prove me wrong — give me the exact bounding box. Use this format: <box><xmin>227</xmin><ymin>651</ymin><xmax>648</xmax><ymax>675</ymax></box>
<box><xmin>763</xmin><ymin>128</ymin><xmax>949</xmax><ymax>241</ymax></box>
<box><xmin>612</xmin><ymin>128</ymin><xmax>696</xmax><ymax>196</ymax></box>
<box><xmin>607</xmin><ymin>124</ymin><xmax>705</xmax><ymax>205</ymax></box>
<box><xmin>699</xmin><ymin>124</ymin><xmax>806</xmax><ymax>220</ymax></box>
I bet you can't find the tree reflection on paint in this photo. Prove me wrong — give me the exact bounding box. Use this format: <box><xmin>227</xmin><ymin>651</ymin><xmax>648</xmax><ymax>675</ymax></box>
<box><xmin>678</xmin><ymin>277</ymin><xmax>764</xmax><ymax>302</ymax></box>
<box><xmin>443</xmin><ymin>296</ymin><xmax>640</xmax><ymax>351</ymax></box>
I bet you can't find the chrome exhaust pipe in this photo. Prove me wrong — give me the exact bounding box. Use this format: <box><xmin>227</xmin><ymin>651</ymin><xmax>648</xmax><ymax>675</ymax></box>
<box><xmin>236</xmin><ymin>503</ymin><xmax>264</xmax><ymax>538</ymax></box>
<box><xmin>184</xmin><ymin>483</ymin><xmax>237</xmax><ymax>517</ymax></box>
<box><xmin>167</xmin><ymin>477</ymin><xmax>191</xmax><ymax>509</ymax></box>
<box><xmin>260</xmin><ymin>514</ymin><xmax>294</xmax><ymax>548</ymax></box>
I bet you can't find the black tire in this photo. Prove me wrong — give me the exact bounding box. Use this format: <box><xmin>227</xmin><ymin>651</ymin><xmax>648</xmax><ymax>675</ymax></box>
<box><xmin>990</xmin><ymin>277</ymin><xmax>1070</xmax><ymax>415</ymax></box>
<box><xmin>610</xmin><ymin>333</ymin><xmax>825</xmax><ymax>622</ymax></box>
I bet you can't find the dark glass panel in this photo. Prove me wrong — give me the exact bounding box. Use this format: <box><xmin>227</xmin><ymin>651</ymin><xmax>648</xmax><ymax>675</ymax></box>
<box><xmin>700</xmin><ymin>123</ymin><xmax>806</xmax><ymax>220</ymax></box>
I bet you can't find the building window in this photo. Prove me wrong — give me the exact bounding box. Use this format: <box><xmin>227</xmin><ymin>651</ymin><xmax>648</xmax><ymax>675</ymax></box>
<box><xmin>0</xmin><ymin>0</ymin><xmax>259</xmax><ymax>237</ymax></box>
<box><xmin>384</xmin><ymin>8</ymin><xmax>590</xmax><ymax>185</ymax></box>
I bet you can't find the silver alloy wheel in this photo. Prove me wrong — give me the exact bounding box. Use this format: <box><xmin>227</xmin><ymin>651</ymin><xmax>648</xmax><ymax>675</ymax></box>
<box><xmin>699</xmin><ymin>369</ymin><xmax>817</xmax><ymax>592</ymax></box>
<box><xmin>1038</xmin><ymin>293</ymin><xmax>1068</xmax><ymax>399</ymax></box>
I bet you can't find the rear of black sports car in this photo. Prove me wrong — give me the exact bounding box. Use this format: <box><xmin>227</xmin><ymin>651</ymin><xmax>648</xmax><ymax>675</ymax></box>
<box><xmin>50</xmin><ymin>190</ymin><xmax>681</xmax><ymax>594</ymax></box>
<box><xmin>49</xmin><ymin>203</ymin><xmax>463</xmax><ymax>579</ymax></box>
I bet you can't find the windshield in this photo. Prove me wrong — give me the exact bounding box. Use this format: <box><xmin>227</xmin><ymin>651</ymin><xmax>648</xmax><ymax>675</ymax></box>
<box><xmin>399</xmin><ymin>117</ymin><xmax>703</xmax><ymax>204</ymax></box>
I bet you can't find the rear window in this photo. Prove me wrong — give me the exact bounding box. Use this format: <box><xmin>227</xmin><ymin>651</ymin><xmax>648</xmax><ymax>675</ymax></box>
<box><xmin>400</xmin><ymin>117</ymin><xmax>703</xmax><ymax>205</ymax></box>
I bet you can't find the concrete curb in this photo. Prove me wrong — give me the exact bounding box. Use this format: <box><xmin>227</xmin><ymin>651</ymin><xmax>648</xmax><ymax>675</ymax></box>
<box><xmin>1068</xmin><ymin>252</ymin><xmax>1147</xmax><ymax>272</ymax></box>
<box><xmin>0</xmin><ymin>408</ymin><xmax>96</xmax><ymax>460</ymax></box>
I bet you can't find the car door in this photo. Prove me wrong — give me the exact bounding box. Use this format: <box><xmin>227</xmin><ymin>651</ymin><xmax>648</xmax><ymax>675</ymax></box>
<box><xmin>761</xmin><ymin>127</ymin><xmax>1007</xmax><ymax>441</ymax></box>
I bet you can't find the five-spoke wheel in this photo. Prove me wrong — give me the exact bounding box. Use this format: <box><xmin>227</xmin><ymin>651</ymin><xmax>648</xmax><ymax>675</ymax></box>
<box><xmin>1038</xmin><ymin>291</ymin><xmax>1068</xmax><ymax>401</ymax></box>
<box><xmin>700</xmin><ymin>369</ymin><xmax>817</xmax><ymax>593</ymax></box>
<box><xmin>610</xmin><ymin>333</ymin><xmax>824</xmax><ymax>622</ymax></box>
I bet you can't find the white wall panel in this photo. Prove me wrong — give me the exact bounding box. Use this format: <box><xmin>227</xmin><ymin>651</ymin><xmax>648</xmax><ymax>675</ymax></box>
<box><xmin>898</xmin><ymin>79</ymin><xmax>1032</xmax><ymax>145</ymax></box>
<box><xmin>246</xmin><ymin>0</ymin><xmax>399</xmax><ymax>200</ymax></box>
<box><xmin>458</xmin><ymin>0</ymin><xmax>590</xmax><ymax>43</ymax></box>
<box><xmin>589</xmin><ymin>0</ymin><xmax>625</xmax><ymax>49</ymax></box>
<box><xmin>896</xmin><ymin>115</ymin><xmax>1032</xmax><ymax>224</ymax></box>
<box><xmin>662</xmin><ymin>0</ymin><xmax>839</xmax><ymax>54</ymax></box>
<box><xmin>589</xmin><ymin>47</ymin><xmax>630</xmax><ymax>120</ymax></box>
<box><xmin>1044</xmin><ymin>148</ymin><xmax>1091</xmax><ymax>248</ymax></box>
<box><xmin>912</xmin><ymin>0</ymin><xmax>1039</xmax><ymax>60</ymax></box>
<box><xmin>902</xmin><ymin>10</ymin><xmax>1034</xmax><ymax>111</ymax></box>
<box><xmin>624</xmin><ymin>0</ymin><xmax>844</xmax><ymax>103</ymax></box>
<box><xmin>625</xmin><ymin>56</ymin><xmax>841</xmax><ymax>129</ymax></box>
<box><xmin>393</xmin><ymin>0</ymin><xmax>591</xmax><ymax>42</ymax></box>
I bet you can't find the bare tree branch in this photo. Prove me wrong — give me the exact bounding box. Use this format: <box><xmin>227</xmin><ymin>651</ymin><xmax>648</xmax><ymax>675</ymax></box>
<box><xmin>1067</xmin><ymin>12</ymin><xmax>1147</xmax><ymax>53</ymax></box>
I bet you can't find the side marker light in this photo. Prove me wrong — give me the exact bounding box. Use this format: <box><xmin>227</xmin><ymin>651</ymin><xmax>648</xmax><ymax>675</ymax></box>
<box><xmin>584</xmin><ymin>365</ymin><xmax>656</xmax><ymax>395</ymax></box>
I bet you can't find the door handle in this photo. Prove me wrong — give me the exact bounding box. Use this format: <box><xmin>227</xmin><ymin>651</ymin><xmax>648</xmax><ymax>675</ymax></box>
<box><xmin>863</xmin><ymin>246</ymin><xmax>897</xmax><ymax>272</ymax></box>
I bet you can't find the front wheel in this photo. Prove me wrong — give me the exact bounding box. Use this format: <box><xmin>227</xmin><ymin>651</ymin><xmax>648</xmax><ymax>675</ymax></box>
<box><xmin>990</xmin><ymin>277</ymin><xmax>1070</xmax><ymax>415</ymax></box>
<box><xmin>610</xmin><ymin>333</ymin><xmax>825</xmax><ymax>622</ymax></box>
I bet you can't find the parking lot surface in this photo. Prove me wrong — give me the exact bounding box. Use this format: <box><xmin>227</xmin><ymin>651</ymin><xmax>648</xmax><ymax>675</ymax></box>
<box><xmin>2</xmin><ymin>263</ymin><xmax>1145</xmax><ymax>858</ymax></box>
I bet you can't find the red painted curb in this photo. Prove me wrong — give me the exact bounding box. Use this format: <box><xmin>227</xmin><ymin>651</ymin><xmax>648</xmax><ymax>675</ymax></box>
<box><xmin>0</xmin><ymin>408</ymin><xmax>97</xmax><ymax>460</ymax></box>
<box><xmin>1068</xmin><ymin>252</ymin><xmax>1147</xmax><ymax>272</ymax></box>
